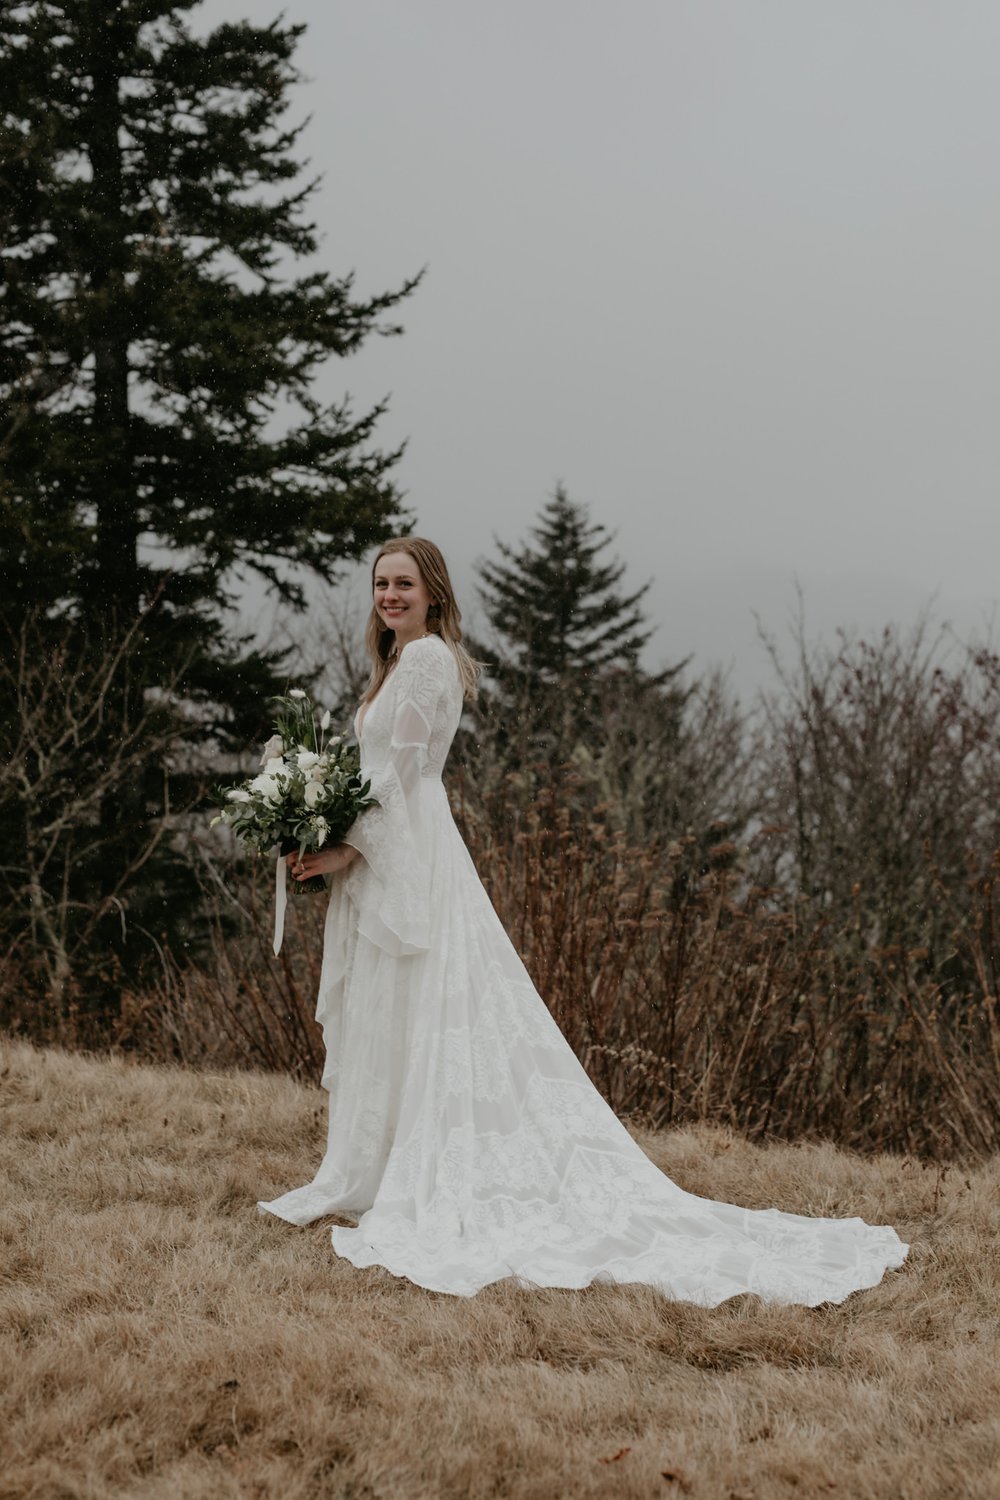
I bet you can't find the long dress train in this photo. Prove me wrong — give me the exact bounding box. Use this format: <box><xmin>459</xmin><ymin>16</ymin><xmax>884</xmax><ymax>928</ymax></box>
<box><xmin>258</xmin><ymin>636</ymin><xmax>908</xmax><ymax>1305</ymax></box>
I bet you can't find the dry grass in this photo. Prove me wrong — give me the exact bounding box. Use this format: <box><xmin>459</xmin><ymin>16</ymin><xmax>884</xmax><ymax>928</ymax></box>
<box><xmin>2</xmin><ymin>1040</ymin><xmax>999</xmax><ymax>1499</ymax></box>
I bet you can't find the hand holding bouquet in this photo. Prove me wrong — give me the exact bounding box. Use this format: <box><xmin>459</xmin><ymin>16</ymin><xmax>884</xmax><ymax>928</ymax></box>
<box><xmin>212</xmin><ymin>689</ymin><xmax>376</xmax><ymax>951</ymax></box>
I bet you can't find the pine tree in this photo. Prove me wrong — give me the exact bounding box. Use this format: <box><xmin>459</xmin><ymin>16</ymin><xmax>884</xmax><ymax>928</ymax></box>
<box><xmin>0</xmin><ymin>0</ymin><xmax>418</xmax><ymax>1008</ymax></box>
<box><xmin>474</xmin><ymin>485</ymin><xmax>688</xmax><ymax>746</ymax></box>
<box><xmin>0</xmin><ymin>0</ymin><xmax>416</xmax><ymax>689</ymax></box>
<box><xmin>468</xmin><ymin>490</ymin><xmax>740</xmax><ymax>868</ymax></box>
<box><xmin>477</xmin><ymin>485</ymin><xmax>656</xmax><ymax>692</ymax></box>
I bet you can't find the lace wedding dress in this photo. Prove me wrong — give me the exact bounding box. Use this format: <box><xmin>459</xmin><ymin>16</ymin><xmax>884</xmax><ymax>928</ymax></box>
<box><xmin>259</xmin><ymin>636</ymin><xmax>908</xmax><ymax>1305</ymax></box>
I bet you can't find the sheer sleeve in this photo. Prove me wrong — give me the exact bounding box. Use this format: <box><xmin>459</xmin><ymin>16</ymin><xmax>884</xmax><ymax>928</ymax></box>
<box><xmin>341</xmin><ymin>639</ymin><xmax>452</xmax><ymax>957</ymax></box>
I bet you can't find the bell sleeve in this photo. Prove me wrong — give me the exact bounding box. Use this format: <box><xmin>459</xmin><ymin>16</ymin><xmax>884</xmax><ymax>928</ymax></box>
<box><xmin>340</xmin><ymin>639</ymin><xmax>451</xmax><ymax>957</ymax></box>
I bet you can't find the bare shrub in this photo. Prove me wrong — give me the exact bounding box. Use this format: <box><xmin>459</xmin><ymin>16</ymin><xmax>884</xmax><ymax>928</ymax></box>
<box><xmin>752</xmin><ymin>610</ymin><xmax>1000</xmax><ymax>969</ymax></box>
<box><xmin>114</xmin><ymin>740</ymin><xmax>1000</xmax><ymax>1158</ymax></box>
<box><xmin>461</xmin><ymin>661</ymin><xmax>751</xmax><ymax>857</ymax></box>
<box><xmin>116</xmin><ymin>857</ymin><xmax>328</xmax><ymax>1082</ymax></box>
<box><xmin>0</xmin><ymin>608</ymin><xmax>205</xmax><ymax>1028</ymax></box>
<box><xmin>452</xmin><ymin>772</ymin><xmax>1000</xmax><ymax>1159</ymax></box>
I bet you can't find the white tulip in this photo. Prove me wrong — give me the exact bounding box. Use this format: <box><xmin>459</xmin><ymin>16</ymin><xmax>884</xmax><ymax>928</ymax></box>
<box><xmin>259</xmin><ymin>733</ymin><xmax>284</xmax><ymax>766</ymax></box>
<box><xmin>264</xmin><ymin>756</ymin><xmax>287</xmax><ymax>776</ymax></box>
<box><xmin>297</xmin><ymin>749</ymin><xmax>319</xmax><ymax>771</ymax></box>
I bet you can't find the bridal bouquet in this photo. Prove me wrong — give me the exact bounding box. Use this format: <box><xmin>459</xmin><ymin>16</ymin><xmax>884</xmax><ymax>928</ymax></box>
<box><xmin>212</xmin><ymin>690</ymin><xmax>375</xmax><ymax>948</ymax></box>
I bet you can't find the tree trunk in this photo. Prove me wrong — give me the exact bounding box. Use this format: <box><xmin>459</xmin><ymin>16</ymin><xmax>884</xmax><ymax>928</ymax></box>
<box><xmin>85</xmin><ymin>3</ymin><xmax>138</xmax><ymax>625</ymax></box>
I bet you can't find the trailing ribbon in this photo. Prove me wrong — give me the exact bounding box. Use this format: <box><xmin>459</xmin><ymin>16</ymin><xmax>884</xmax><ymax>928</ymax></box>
<box><xmin>273</xmin><ymin>850</ymin><xmax>287</xmax><ymax>956</ymax></box>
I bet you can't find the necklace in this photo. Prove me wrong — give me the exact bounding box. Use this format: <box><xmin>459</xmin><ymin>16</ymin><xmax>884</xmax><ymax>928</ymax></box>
<box><xmin>388</xmin><ymin>630</ymin><xmax>432</xmax><ymax>662</ymax></box>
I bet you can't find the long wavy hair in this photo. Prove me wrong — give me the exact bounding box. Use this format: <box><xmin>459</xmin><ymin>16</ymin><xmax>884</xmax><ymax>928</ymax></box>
<box><xmin>362</xmin><ymin>536</ymin><xmax>481</xmax><ymax>702</ymax></box>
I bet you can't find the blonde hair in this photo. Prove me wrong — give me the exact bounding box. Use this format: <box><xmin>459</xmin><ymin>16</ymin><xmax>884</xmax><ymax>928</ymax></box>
<box><xmin>362</xmin><ymin>536</ymin><xmax>481</xmax><ymax>702</ymax></box>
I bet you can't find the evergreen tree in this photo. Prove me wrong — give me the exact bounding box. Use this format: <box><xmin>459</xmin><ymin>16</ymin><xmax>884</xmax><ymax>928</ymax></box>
<box><xmin>468</xmin><ymin>489</ymin><xmax>743</xmax><ymax>870</ymax></box>
<box><xmin>469</xmin><ymin>486</ymin><xmax>688</xmax><ymax>788</ymax></box>
<box><xmin>0</xmin><ymin>0</ymin><xmax>417</xmax><ymax>1008</ymax></box>
<box><xmin>477</xmin><ymin>485</ymin><xmax>656</xmax><ymax>692</ymax></box>
<box><xmin>0</xmin><ymin>0</ymin><xmax>416</xmax><ymax>691</ymax></box>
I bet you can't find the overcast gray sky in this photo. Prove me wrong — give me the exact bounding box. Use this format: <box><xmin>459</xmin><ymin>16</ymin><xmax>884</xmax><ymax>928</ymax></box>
<box><xmin>201</xmin><ymin>0</ymin><xmax>1000</xmax><ymax>695</ymax></box>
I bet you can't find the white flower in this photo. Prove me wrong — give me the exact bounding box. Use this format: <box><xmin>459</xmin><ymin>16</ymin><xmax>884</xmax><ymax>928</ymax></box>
<box><xmin>225</xmin><ymin>788</ymin><xmax>252</xmax><ymax>803</ymax></box>
<box><xmin>297</xmin><ymin>749</ymin><xmax>319</xmax><ymax>771</ymax></box>
<box><xmin>304</xmin><ymin>779</ymin><xmax>325</xmax><ymax>809</ymax></box>
<box><xmin>250</xmin><ymin>773</ymin><xmax>282</xmax><ymax>804</ymax></box>
<box><xmin>312</xmin><ymin>815</ymin><xmax>330</xmax><ymax>846</ymax></box>
<box><xmin>259</xmin><ymin>733</ymin><xmax>284</xmax><ymax>766</ymax></box>
<box><xmin>308</xmin><ymin>764</ymin><xmax>327</xmax><ymax>782</ymax></box>
<box><xmin>328</xmin><ymin>734</ymin><xmax>343</xmax><ymax>747</ymax></box>
<box><xmin>288</xmin><ymin>688</ymin><xmax>307</xmax><ymax>700</ymax></box>
<box><xmin>320</xmin><ymin>709</ymin><xmax>332</xmax><ymax>730</ymax></box>
<box><xmin>264</xmin><ymin>756</ymin><xmax>287</xmax><ymax>776</ymax></box>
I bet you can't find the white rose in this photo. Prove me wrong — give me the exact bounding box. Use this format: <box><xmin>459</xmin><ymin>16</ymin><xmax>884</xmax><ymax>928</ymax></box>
<box><xmin>250</xmin><ymin>773</ymin><xmax>281</xmax><ymax>804</ymax></box>
<box><xmin>297</xmin><ymin>749</ymin><xmax>319</xmax><ymax>771</ymax></box>
<box><xmin>304</xmin><ymin>779</ymin><xmax>325</xmax><ymax>809</ymax></box>
<box><xmin>225</xmin><ymin>788</ymin><xmax>252</xmax><ymax>803</ymax></box>
<box><xmin>259</xmin><ymin>734</ymin><xmax>284</xmax><ymax>766</ymax></box>
<box><xmin>264</xmin><ymin>756</ymin><xmax>287</xmax><ymax>776</ymax></box>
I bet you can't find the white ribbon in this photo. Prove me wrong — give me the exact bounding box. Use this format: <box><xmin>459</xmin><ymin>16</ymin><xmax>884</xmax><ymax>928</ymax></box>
<box><xmin>273</xmin><ymin>851</ymin><xmax>287</xmax><ymax>956</ymax></box>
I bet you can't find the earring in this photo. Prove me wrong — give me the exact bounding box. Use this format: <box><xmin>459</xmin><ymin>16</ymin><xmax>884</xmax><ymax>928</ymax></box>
<box><xmin>427</xmin><ymin>602</ymin><xmax>442</xmax><ymax>632</ymax></box>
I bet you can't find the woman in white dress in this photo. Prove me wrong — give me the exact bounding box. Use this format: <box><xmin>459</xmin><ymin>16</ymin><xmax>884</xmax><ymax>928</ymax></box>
<box><xmin>259</xmin><ymin>538</ymin><xmax>908</xmax><ymax>1305</ymax></box>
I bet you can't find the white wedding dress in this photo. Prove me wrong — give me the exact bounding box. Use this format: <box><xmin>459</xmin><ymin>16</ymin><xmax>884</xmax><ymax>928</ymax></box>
<box><xmin>259</xmin><ymin>636</ymin><xmax>908</xmax><ymax>1305</ymax></box>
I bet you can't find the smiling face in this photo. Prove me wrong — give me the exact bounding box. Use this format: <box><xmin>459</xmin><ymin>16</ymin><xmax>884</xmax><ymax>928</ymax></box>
<box><xmin>372</xmin><ymin>551</ymin><xmax>435</xmax><ymax>647</ymax></box>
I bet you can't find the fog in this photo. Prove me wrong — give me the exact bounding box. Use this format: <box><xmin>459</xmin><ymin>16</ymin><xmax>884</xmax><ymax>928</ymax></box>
<box><xmin>199</xmin><ymin>0</ymin><xmax>1000</xmax><ymax>695</ymax></box>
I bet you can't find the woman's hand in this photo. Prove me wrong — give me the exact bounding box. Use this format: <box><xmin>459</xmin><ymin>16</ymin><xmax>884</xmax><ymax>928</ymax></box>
<box><xmin>287</xmin><ymin>845</ymin><xmax>359</xmax><ymax>881</ymax></box>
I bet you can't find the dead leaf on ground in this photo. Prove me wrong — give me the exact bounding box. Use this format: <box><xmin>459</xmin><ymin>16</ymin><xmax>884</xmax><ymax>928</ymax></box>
<box><xmin>661</xmin><ymin>1466</ymin><xmax>691</xmax><ymax>1490</ymax></box>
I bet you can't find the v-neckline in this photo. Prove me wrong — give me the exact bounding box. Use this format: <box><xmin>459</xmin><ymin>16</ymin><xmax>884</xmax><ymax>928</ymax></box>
<box><xmin>355</xmin><ymin>635</ymin><xmax>435</xmax><ymax>739</ymax></box>
<box><xmin>356</xmin><ymin>665</ymin><xmax>395</xmax><ymax>739</ymax></box>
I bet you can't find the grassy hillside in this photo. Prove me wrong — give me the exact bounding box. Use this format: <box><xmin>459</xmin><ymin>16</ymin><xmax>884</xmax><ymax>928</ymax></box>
<box><xmin>1</xmin><ymin>1038</ymin><xmax>998</xmax><ymax>1500</ymax></box>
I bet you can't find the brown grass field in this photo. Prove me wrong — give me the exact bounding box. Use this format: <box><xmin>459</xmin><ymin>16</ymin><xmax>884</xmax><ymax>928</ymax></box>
<box><xmin>2</xmin><ymin>1037</ymin><xmax>998</xmax><ymax>1500</ymax></box>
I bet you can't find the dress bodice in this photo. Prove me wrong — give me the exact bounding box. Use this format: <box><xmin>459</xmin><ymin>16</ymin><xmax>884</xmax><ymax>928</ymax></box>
<box><xmin>339</xmin><ymin>636</ymin><xmax>465</xmax><ymax>957</ymax></box>
<box><xmin>357</xmin><ymin>636</ymin><xmax>463</xmax><ymax>780</ymax></box>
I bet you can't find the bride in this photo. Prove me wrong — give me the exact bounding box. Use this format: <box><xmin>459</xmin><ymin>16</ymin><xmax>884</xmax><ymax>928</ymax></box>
<box><xmin>259</xmin><ymin>537</ymin><xmax>908</xmax><ymax>1305</ymax></box>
